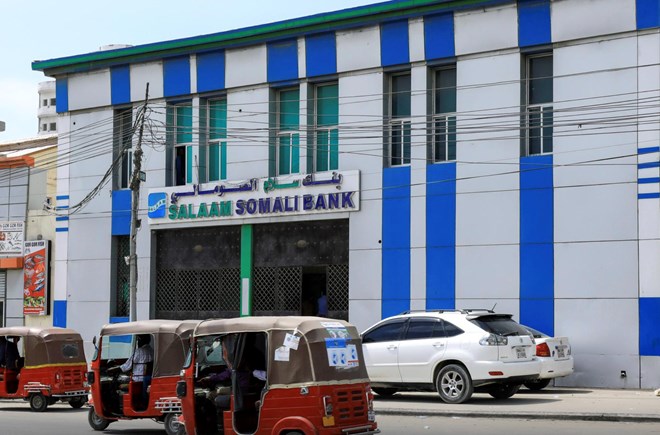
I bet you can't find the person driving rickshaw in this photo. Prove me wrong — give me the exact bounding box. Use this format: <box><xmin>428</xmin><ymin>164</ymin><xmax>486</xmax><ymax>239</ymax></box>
<box><xmin>87</xmin><ymin>319</ymin><xmax>199</xmax><ymax>435</ymax></box>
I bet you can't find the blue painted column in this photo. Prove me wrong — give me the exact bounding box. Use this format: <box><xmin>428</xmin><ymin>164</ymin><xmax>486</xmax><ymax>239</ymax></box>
<box><xmin>426</xmin><ymin>163</ymin><xmax>456</xmax><ymax>309</ymax></box>
<box><xmin>382</xmin><ymin>166</ymin><xmax>411</xmax><ymax>317</ymax></box>
<box><xmin>520</xmin><ymin>154</ymin><xmax>554</xmax><ymax>335</ymax></box>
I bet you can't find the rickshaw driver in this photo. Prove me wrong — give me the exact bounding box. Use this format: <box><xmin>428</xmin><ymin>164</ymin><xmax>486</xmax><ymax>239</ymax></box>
<box><xmin>198</xmin><ymin>341</ymin><xmax>266</xmax><ymax>413</ymax></box>
<box><xmin>110</xmin><ymin>334</ymin><xmax>154</xmax><ymax>404</ymax></box>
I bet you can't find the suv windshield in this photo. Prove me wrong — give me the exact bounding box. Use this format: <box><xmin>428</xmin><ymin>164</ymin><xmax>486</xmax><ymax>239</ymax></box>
<box><xmin>470</xmin><ymin>315</ymin><xmax>531</xmax><ymax>337</ymax></box>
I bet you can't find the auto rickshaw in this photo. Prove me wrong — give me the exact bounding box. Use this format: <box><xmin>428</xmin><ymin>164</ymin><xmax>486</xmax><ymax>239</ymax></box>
<box><xmin>178</xmin><ymin>316</ymin><xmax>380</xmax><ymax>435</ymax></box>
<box><xmin>87</xmin><ymin>319</ymin><xmax>199</xmax><ymax>435</ymax></box>
<box><xmin>0</xmin><ymin>326</ymin><xmax>88</xmax><ymax>412</ymax></box>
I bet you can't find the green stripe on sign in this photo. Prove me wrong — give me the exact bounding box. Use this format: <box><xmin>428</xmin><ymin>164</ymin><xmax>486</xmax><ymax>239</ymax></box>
<box><xmin>240</xmin><ymin>224</ymin><xmax>253</xmax><ymax>317</ymax></box>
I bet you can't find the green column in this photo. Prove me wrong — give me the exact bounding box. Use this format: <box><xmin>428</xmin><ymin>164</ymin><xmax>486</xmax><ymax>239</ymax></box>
<box><xmin>240</xmin><ymin>224</ymin><xmax>253</xmax><ymax>317</ymax></box>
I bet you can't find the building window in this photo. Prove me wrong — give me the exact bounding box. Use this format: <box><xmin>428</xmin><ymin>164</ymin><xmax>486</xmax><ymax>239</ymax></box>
<box><xmin>206</xmin><ymin>98</ymin><xmax>227</xmax><ymax>181</ymax></box>
<box><xmin>277</xmin><ymin>88</ymin><xmax>300</xmax><ymax>175</ymax></box>
<box><xmin>387</xmin><ymin>72</ymin><xmax>412</xmax><ymax>166</ymax></box>
<box><xmin>169</xmin><ymin>102</ymin><xmax>193</xmax><ymax>185</ymax></box>
<box><xmin>432</xmin><ymin>67</ymin><xmax>457</xmax><ymax>162</ymax></box>
<box><xmin>49</xmin><ymin>122</ymin><xmax>56</xmax><ymax>131</ymax></box>
<box><xmin>42</xmin><ymin>99</ymin><xmax>47</xmax><ymax>107</ymax></box>
<box><xmin>524</xmin><ymin>53</ymin><xmax>553</xmax><ymax>155</ymax></box>
<box><xmin>313</xmin><ymin>83</ymin><xmax>339</xmax><ymax>172</ymax></box>
<box><xmin>113</xmin><ymin>236</ymin><xmax>130</xmax><ymax>317</ymax></box>
<box><xmin>114</xmin><ymin>108</ymin><xmax>133</xmax><ymax>190</ymax></box>
<box><xmin>41</xmin><ymin>123</ymin><xmax>47</xmax><ymax>131</ymax></box>
<box><xmin>50</xmin><ymin>98</ymin><xmax>56</xmax><ymax>106</ymax></box>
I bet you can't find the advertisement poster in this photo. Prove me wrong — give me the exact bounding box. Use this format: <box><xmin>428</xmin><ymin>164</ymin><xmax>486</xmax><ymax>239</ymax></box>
<box><xmin>23</xmin><ymin>240</ymin><xmax>49</xmax><ymax>315</ymax></box>
<box><xmin>0</xmin><ymin>221</ymin><xmax>24</xmax><ymax>255</ymax></box>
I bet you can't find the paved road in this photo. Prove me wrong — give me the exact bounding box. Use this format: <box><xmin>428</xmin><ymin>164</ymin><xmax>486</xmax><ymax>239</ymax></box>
<box><xmin>1</xmin><ymin>402</ymin><xmax>660</xmax><ymax>435</ymax></box>
<box><xmin>376</xmin><ymin>415</ymin><xmax>660</xmax><ymax>434</ymax></box>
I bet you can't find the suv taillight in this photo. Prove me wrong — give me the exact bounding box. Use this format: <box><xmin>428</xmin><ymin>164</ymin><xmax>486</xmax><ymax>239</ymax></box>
<box><xmin>479</xmin><ymin>333</ymin><xmax>508</xmax><ymax>346</ymax></box>
<box><xmin>536</xmin><ymin>342</ymin><xmax>551</xmax><ymax>357</ymax></box>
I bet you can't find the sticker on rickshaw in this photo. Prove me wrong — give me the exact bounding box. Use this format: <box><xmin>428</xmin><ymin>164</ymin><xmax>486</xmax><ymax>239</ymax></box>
<box><xmin>274</xmin><ymin>346</ymin><xmax>290</xmax><ymax>362</ymax></box>
<box><xmin>326</xmin><ymin>338</ymin><xmax>348</xmax><ymax>367</ymax></box>
<box><xmin>283</xmin><ymin>333</ymin><xmax>300</xmax><ymax>350</ymax></box>
<box><xmin>346</xmin><ymin>345</ymin><xmax>359</xmax><ymax>367</ymax></box>
<box><xmin>321</xmin><ymin>322</ymin><xmax>350</xmax><ymax>339</ymax></box>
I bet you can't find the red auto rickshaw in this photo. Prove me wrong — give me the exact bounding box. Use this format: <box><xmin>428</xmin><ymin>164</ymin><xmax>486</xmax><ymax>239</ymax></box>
<box><xmin>87</xmin><ymin>319</ymin><xmax>199</xmax><ymax>435</ymax></box>
<box><xmin>178</xmin><ymin>316</ymin><xmax>380</xmax><ymax>435</ymax></box>
<box><xmin>0</xmin><ymin>326</ymin><xmax>88</xmax><ymax>412</ymax></box>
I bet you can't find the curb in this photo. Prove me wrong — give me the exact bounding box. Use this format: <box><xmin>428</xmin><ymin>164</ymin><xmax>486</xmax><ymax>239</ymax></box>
<box><xmin>375</xmin><ymin>408</ymin><xmax>660</xmax><ymax>423</ymax></box>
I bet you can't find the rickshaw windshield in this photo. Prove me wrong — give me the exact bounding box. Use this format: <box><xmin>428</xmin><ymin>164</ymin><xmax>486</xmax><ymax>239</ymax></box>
<box><xmin>195</xmin><ymin>335</ymin><xmax>227</xmax><ymax>368</ymax></box>
<box><xmin>101</xmin><ymin>335</ymin><xmax>134</xmax><ymax>360</ymax></box>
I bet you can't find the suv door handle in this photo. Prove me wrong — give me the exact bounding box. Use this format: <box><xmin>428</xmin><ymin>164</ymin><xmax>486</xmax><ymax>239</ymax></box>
<box><xmin>387</xmin><ymin>345</ymin><xmax>398</xmax><ymax>350</ymax></box>
<box><xmin>432</xmin><ymin>343</ymin><xmax>445</xmax><ymax>348</ymax></box>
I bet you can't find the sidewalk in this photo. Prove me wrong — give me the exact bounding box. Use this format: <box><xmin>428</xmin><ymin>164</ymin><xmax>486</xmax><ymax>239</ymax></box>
<box><xmin>374</xmin><ymin>387</ymin><xmax>660</xmax><ymax>422</ymax></box>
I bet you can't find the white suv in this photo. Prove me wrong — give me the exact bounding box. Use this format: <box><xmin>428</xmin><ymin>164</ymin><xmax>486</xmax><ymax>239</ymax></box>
<box><xmin>361</xmin><ymin>309</ymin><xmax>542</xmax><ymax>404</ymax></box>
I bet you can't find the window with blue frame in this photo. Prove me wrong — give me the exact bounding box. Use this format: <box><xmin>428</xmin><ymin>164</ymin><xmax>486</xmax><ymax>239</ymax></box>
<box><xmin>432</xmin><ymin>66</ymin><xmax>457</xmax><ymax>162</ymax></box>
<box><xmin>168</xmin><ymin>102</ymin><xmax>193</xmax><ymax>185</ymax></box>
<box><xmin>113</xmin><ymin>236</ymin><xmax>129</xmax><ymax>317</ymax></box>
<box><xmin>113</xmin><ymin>108</ymin><xmax>133</xmax><ymax>190</ymax></box>
<box><xmin>277</xmin><ymin>88</ymin><xmax>300</xmax><ymax>175</ymax></box>
<box><xmin>387</xmin><ymin>72</ymin><xmax>412</xmax><ymax>166</ymax></box>
<box><xmin>206</xmin><ymin>99</ymin><xmax>227</xmax><ymax>181</ymax></box>
<box><xmin>314</xmin><ymin>83</ymin><xmax>339</xmax><ymax>172</ymax></box>
<box><xmin>524</xmin><ymin>53</ymin><xmax>553</xmax><ymax>156</ymax></box>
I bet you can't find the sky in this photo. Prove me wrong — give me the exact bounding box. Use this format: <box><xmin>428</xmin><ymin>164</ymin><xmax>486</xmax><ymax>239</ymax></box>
<box><xmin>0</xmin><ymin>0</ymin><xmax>384</xmax><ymax>142</ymax></box>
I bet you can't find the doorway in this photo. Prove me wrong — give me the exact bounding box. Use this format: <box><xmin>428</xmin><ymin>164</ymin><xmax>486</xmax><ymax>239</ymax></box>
<box><xmin>301</xmin><ymin>267</ymin><xmax>327</xmax><ymax>316</ymax></box>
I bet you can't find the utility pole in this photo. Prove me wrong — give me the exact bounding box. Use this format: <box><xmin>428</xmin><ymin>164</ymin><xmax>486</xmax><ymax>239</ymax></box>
<box><xmin>129</xmin><ymin>83</ymin><xmax>149</xmax><ymax>322</ymax></box>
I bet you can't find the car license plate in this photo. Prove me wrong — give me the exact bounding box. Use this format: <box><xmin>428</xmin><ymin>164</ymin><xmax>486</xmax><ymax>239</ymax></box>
<box><xmin>557</xmin><ymin>347</ymin><xmax>566</xmax><ymax>359</ymax></box>
<box><xmin>516</xmin><ymin>347</ymin><xmax>526</xmax><ymax>359</ymax></box>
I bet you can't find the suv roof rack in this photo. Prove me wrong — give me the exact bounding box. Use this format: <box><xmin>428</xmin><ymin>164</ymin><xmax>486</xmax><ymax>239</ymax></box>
<box><xmin>399</xmin><ymin>308</ymin><xmax>496</xmax><ymax>315</ymax></box>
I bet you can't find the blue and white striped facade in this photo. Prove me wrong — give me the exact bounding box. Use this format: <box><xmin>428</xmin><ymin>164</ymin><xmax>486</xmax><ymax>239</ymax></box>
<box><xmin>35</xmin><ymin>0</ymin><xmax>660</xmax><ymax>388</ymax></box>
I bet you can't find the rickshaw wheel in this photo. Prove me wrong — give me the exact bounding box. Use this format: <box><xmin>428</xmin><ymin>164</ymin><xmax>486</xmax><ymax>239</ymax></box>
<box><xmin>29</xmin><ymin>394</ymin><xmax>49</xmax><ymax>412</ymax></box>
<box><xmin>69</xmin><ymin>396</ymin><xmax>86</xmax><ymax>409</ymax></box>
<box><xmin>88</xmin><ymin>407</ymin><xmax>111</xmax><ymax>431</ymax></box>
<box><xmin>164</xmin><ymin>413</ymin><xmax>182</xmax><ymax>435</ymax></box>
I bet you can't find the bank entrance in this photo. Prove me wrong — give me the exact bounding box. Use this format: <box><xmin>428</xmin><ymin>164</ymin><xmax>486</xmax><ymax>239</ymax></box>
<box><xmin>154</xmin><ymin>219</ymin><xmax>349</xmax><ymax>320</ymax></box>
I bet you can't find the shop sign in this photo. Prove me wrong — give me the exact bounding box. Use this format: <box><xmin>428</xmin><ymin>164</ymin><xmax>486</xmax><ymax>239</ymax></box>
<box><xmin>0</xmin><ymin>221</ymin><xmax>24</xmax><ymax>256</ymax></box>
<box><xmin>147</xmin><ymin>170</ymin><xmax>360</xmax><ymax>225</ymax></box>
<box><xmin>23</xmin><ymin>240</ymin><xmax>49</xmax><ymax>316</ymax></box>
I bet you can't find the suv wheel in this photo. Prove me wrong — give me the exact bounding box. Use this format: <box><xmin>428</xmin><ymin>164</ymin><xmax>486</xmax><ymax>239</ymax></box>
<box><xmin>488</xmin><ymin>383</ymin><xmax>521</xmax><ymax>400</ymax></box>
<box><xmin>436</xmin><ymin>364</ymin><xmax>473</xmax><ymax>404</ymax></box>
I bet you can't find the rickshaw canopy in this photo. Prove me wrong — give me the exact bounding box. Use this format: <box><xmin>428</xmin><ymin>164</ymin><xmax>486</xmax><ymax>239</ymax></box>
<box><xmin>99</xmin><ymin>319</ymin><xmax>199</xmax><ymax>377</ymax></box>
<box><xmin>194</xmin><ymin>316</ymin><xmax>370</xmax><ymax>387</ymax></box>
<box><xmin>0</xmin><ymin>326</ymin><xmax>86</xmax><ymax>367</ymax></box>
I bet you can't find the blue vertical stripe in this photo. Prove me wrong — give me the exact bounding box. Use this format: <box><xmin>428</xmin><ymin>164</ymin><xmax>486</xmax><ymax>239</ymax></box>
<box><xmin>197</xmin><ymin>50</ymin><xmax>226</xmax><ymax>92</ymax></box>
<box><xmin>164</xmin><ymin>56</ymin><xmax>191</xmax><ymax>97</ymax></box>
<box><xmin>305</xmin><ymin>32</ymin><xmax>337</xmax><ymax>77</ymax></box>
<box><xmin>640</xmin><ymin>297</ymin><xmax>660</xmax><ymax>355</ymax></box>
<box><xmin>426</xmin><ymin>163</ymin><xmax>456</xmax><ymax>309</ymax></box>
<box><xmin>637</xmin><ymin>0</ymin><xmax>660</xmax><ymax>29</ymax></box>
<box><xmin>111</xmin><ymin>189</ymin><xmax>131</xmax><ymax>236</ymax></box>
<box><xmin>518</xmin><ymin>0</ymin><xmax>552</xmax><ymax>47</ymax></box>
<box><xmin>53</xmin><ymin>300</ymin><xmax>67</xmax><ymax>327</ymax></box>
<box><xmin>267</xmin><ymin>39</ymin><xmax>299</xmax><ymax>83</ymax></box>
<box><xmin>519</xmin><ymin>154</ymin><xmax>554</xmax><ymax>336</ymax></box>
<box><xmin>382</xmin><ymin>167</ymin><xmax>411</xmax><ymax>318</ymax></box>
<box><xmin>381</xmin><ymin>20</ymin><xmax>410</xmax><ymax>67</ymax></box>
<box><xmin>55</xmin><ymin>78</ymin><xmax>68</xmax><ymax>113</ymax></box>
<box><xmin>111</xmin><ymin>65</ymin><xmax>131</xmax><ymax>105</ymax></box>
<box><xmin>424</xmin><ymin>13</ymin><xmax>455</xmax><ymax>60</ymax></box>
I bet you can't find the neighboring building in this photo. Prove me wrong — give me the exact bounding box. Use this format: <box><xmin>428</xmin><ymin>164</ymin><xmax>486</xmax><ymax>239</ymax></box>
<box><xmin>37</xmin><ymin>81</ymin><xmax>57</xmax><ymax>134</ymax></box>
<box><xmin>0</xmin><ymin>136</ymin><xmax>58</xmax><ymax>328</ymax></box>
<box><xmin>32</xmin><ymin>0</ymin><xmax>660</xmax><ymax>388</ymax></box>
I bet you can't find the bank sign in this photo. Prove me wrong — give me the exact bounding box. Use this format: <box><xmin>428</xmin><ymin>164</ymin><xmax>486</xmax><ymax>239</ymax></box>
<box><xmin>147</xmin><ymin>170</ymin><xmax>360</xmax><ymax>225</ymax></box>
